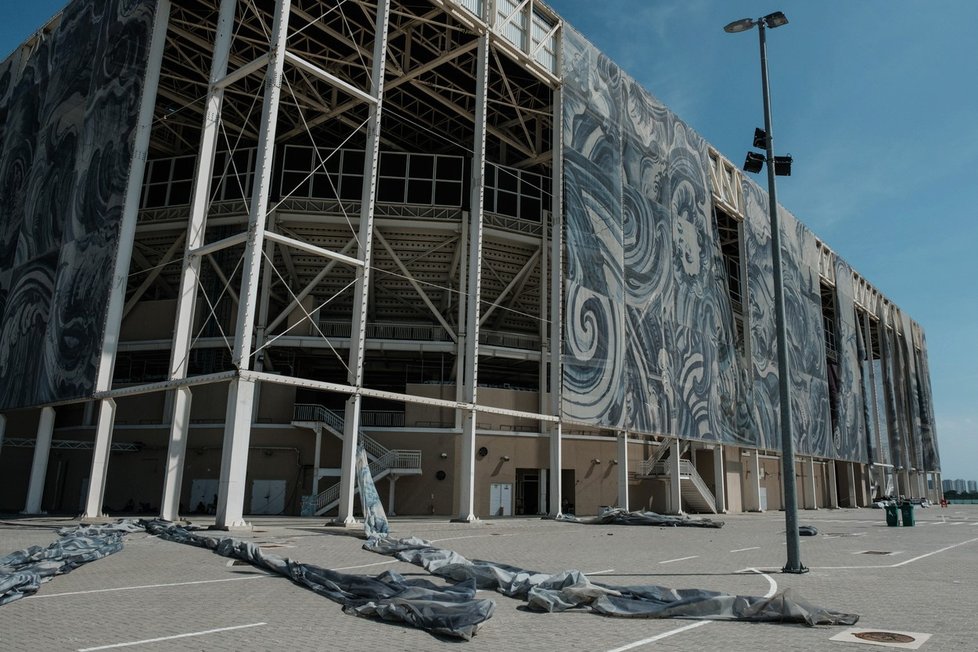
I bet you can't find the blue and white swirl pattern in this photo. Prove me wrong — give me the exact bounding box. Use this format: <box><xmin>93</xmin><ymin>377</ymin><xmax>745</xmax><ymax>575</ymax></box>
<box><xmin>0</xmin><ymin>0</ymin><xmax>156</xmax><ymax>409</ymax></box>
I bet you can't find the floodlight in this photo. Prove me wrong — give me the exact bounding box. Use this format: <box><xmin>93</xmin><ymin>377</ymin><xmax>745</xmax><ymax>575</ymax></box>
<box><xmin>743</xmin><ymin>151</ymin><xmax>765</xmax><ymax>173</ymax></box>
<box><xmin>763</xmin><ymin>11</ymin><xmax>789</xmax><ymax>28</ymax></box>
<box><xmin>774</xmin><ymin>155</ymin><xmax>793</xmax><ymax>176</ymax></box>
<box><xmin>753</xmin><ymin>127</ymin><xmax>768</xmax><ymax>149</ymax></box>
<box><xmin>724</xmin><ymin>17</ymin><xmax>756</xmax><ymax>33</ymax></box>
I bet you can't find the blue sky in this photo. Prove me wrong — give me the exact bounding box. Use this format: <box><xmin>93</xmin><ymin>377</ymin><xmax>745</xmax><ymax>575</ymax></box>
<box><xmin>3</xmin><ymin>1</ymin><xmax>975</xmax><ymax>481</ymax></box>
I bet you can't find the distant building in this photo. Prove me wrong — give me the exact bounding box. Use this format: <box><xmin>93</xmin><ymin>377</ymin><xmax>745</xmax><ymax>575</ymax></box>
<box><xmin>0</xmin><ymin>0</ymin><xmax>942</xmax><ymax>525</ymax></box>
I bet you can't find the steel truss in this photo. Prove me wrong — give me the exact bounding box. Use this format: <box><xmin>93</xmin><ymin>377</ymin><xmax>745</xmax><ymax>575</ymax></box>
<box><xmin>66</xmin><ymin>0</ymin><xmax>566</xmax><ymax>525</ymax></box>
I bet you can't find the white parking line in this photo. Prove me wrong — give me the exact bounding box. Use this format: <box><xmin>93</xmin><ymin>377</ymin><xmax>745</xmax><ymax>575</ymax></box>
<box><xmin>586</xmin><ymin>568</ymin><xmax>616</xmax><ymax>575</ymax></box>
<box><xmin>730</xmin><ymin>547</ymin><xmax>760</xmax><ymax>553</ymax></box>
<box><xmin>737</xmin><ymin>567</ymin><xmax>779</xmax><ymax>598</ymax></box>
<box><xmin>77</xmin><ymin>623</ymin><xmax>266</xmax><ymax>651</ymax></box>
<box><xmin>891</xmin><ymin>537</ymin><xmax>978</xmax><ymax>567</ymax></box>
<box><xmin>604</xmin><ymin>620</ymin><xmax>711</xmax><ymax>651</ymax></box>
<box><xmin>27</xmin><ymin>575</ymin><xmax>270</xmax><ymax>599</ymax></box>
<box><xmin>332</xmin><ymin>560</ymin><xmax>398</xmax><ymax>571</ymax></box>
<box><xmin>659</xmin><ymin>555</ymin><xmax>698</xmax><ymax>564</ymax></box>
<box><xmin>429</xmin><ymin>533</ymin><xmax>516</xmax><ymax>543</ymax></box>
<box><xmin>818</xmin><ymin>536</ymin><xmax>978</xmax><ymax>569</ymax></box>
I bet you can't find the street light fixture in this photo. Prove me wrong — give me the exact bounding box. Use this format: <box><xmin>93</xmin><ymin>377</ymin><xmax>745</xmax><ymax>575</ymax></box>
<box><xmin>725</xmin><ymin>11</ymin><xmax>807</xmax><ymax>574</ymax></box>
<box><xmin>743</xmin><ymin>151</ymin><xmax>764</xmax><ymax>173</ymax></box>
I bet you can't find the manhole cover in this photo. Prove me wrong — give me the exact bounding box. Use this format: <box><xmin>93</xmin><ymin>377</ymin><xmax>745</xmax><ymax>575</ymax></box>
<box><xmin>831</xmin><ymin>627</ymin><xmax>931</xmax><ymax>649</ymax></box>
<box><xmin>860</xmin><ymin>550</ymin><xmax>893</xmax><ymax>555</ymax></box>
<box><xmin>854</xmin><ymin>632</ymin><xmax>916</xmax><ymax>644</ymax></box>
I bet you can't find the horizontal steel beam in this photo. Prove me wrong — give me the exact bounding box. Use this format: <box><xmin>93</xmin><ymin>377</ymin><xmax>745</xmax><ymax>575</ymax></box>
<box><xmin>189</xmin><ymin>232</ymin><xmax>248</xmax><ymax>257</ymax></box>
<box><xmin>263</xmin><ymin>231</ymin><xmax>364</xmax><ymax>267</ymax></box>
<box><xmin>241</xmin><ymin>369</ymin><xmax>559</xmax><ymax>422</ymax></box>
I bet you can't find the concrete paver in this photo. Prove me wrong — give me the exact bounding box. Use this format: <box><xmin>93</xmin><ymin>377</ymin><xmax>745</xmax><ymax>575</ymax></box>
<box><xmin>1</xmin><ymin>506</ymin><xmax>975</xmax><ymax>651</ymax></box>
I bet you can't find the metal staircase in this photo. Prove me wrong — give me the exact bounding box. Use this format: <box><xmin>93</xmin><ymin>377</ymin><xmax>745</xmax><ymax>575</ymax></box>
<box><xmin>293</xmin><ymin>403</ymin><xmax>421</xmax><ymax>516</ymax></box>
<box><xmin>638</xmin><ymin>448</ymin><xmax>717</xmax><ymax>514</ymax></box>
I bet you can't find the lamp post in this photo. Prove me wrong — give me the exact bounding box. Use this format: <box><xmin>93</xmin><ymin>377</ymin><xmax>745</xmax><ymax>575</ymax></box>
<box><xmin>725</xmin><ymin>11</ymin><xmax>807</xmax><ymax>574</ymax></box>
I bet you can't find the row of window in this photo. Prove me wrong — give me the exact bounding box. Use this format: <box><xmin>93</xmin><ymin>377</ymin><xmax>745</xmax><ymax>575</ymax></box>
<box><xmin>140</xmin><ymin>146</ymin><xmax>551</xmax><ymax>222</ymax></box>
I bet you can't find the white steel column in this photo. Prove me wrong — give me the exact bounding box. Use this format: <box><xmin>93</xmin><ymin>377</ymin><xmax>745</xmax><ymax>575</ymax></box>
<box><xmin>161</xmin><ymin>387</ymin><xmax>192</xmax><ymax>520</ymax></box>
<box><xmin>539</xmin><ymin>468</ymin><xmax>548</xmax><ymax>514</ymax></box>
<box><xmin>713</xmin><ymin>445</ymin><xmax>726</xmax><ymax>513</ymax></box>
<box><xmin>337</xmin><ymin>0</ymin><xmax>391</xmax><ymax>525</ymax></box>
<box><xmin>669</xmin><ymin>438</ymin><xmax>682</xmax><ymax>514</ymax></box>
<box><xmin>85</xmin><ymin>0</ymin><xmax>171</xmax><ymax>520</ymax></box>
<box><xmin>388</xmin><ymin>475</ymin><xmax>397</xmax><ymax>516</ymax></box>
<box><xmin>312</xmin><ymin>425</ymin><xmax>323</xmax><ymax>494</ymax></box>
<box><xmin>454</xmin><ymin>217</ymin><xmax>469</xmax><ymax>431</ymax></box>
<box><xmin>84</xmin><ymin>399</ymin><xmax>116</xmax><ymax>518</ymax></box>
<box><xmin>217</xmin><ymin>378</ymin><xmax>256</xmax><ymax>527</ymax></box>
<box><xmin>456</xmin><ymin>28</ymin><xmax>490</xmax><ymax>523</ymax></box>
<box><xmin>24</xmin><ymin>407</ymin><xmax>56</xmax><ymax>514</ymax></box>
<box><xmin>828</xmin><ymin>460</ymin><xmax>839</xmax><ymax>508</ymax></box>
<box><xmin>616</xmin><ymin>431</ymin><xmax>629</xmax><ymax>511</ymax></box>
<box><xmin>546</xmin><ymin>73</ymin><xmax>564</xmax><ymax>519</ymax></box>
<box><xmin>162</xmin><ymin>0</ymin><xmax>237</xmax><ymax>521</ymax></box>
<box><xmin>548</xmin><ymin>423</ymin><xmax>562</xmax><ymax>517</ymax></box>
<box><xmin>750</xmin><ymin>449</ymin><xmax>762</xmax><ymax>511</ymax></box>
<box><xmin>338</xmin><ymin>395</ymin><xmax>363</xmax><ymax>523</ymax></box>
<box><xmin>216</xmin><ymin>0</ymin><xmax>291</xmax><ymax>529</ymax></box>
<box><xmin>808</xmin><ymin>457</ymin><xmax>818</xmax><ymax>509</ymax></box>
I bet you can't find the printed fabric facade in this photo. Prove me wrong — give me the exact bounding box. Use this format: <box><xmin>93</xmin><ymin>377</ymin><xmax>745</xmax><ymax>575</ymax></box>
<box><xmin>0</xmin><ymin>0</ymin><xmax>156</xmax><ymax>409</ymax></box>
<box><xmin>559</xmin><ymin>26</ymin><xmax>934</xmax><ymax>466</ymax></box>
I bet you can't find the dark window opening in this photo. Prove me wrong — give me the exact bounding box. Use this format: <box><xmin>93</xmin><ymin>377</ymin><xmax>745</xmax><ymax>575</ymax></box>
<box><xmin>820</xmin><ymin>282</ymin><xmax>840</xmax><ymax>432</ymax></box>
<box><xmin>713</xmin><ymin>205</ymin><xmax>745</xmax><ymax>358</ymax></box>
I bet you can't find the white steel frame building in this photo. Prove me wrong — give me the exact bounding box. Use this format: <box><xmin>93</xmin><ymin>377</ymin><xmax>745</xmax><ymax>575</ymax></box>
<box><xmin>0</xmin><ymin>0</ymin><xmax>940</xmax><ymax>525</ymax></box>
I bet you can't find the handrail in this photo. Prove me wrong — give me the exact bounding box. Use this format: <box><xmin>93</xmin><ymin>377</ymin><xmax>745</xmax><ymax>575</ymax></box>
<box><xmin>679</xmin><ymin>459</ymin><xmax>716</xmax><ymax>510</ymax></box>
<box><xmin>294</xmin><ymin>403</ymin><xmax>422</xmax><ymax>514</ymax></box>
<box><xmin>293</xmin><ymin>403</ymin><xmax>389</xmax><ymax>460</ymax></box>
<box><xmin>639</xmin><ymin>443</ymin><xmax>671</xmax><ymax>476</ymax></box>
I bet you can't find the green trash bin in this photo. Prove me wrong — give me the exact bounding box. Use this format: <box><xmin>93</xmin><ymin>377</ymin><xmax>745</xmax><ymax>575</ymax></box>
<box><xmin>900</xmin><ymin>502</ymin><xmax>916</xmax><ymax>527</ymax></box>
<box><xmin>884</xmin><ymin>504</ymin><xmax>899</xmax><ymax>527</ymax></box>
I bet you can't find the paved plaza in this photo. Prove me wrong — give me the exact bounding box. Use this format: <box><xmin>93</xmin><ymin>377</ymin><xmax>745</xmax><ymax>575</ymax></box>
<box><xmin>2</xmin><ymin>505</ymin><xmax>976</xmax><ymax>651</ymax></box>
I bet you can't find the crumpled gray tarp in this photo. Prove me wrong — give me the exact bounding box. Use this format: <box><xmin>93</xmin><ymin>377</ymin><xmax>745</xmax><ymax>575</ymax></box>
<box><xmin>558</xmin><ymin>508</ymin><xmax>724</xmax><ymax>528</ymax></box>
<box><xmin>364</xmin><ymin>536</ymin><xmax>858</xmax><ymax>627</ymax></box>
<box><xmin>356</xmin><ymin>443</ymin><xmax>389</xmax><ymax>538</ymax></box>
<box><xmin>139</xmin><ymin>520</ymin><xmax>494</xmax><ymax>640</ymax></box>
<box><xmin>0</xmin><ymin>529</ymin><xmax>128</xmax><ymax>605</ymax></box>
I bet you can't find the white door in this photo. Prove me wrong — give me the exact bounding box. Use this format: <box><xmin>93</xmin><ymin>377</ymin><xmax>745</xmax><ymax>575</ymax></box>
<box><xmin>490</xmin><ymin>483</ymin><xmax>512</xmax><ymax>516</ymax></box>
<box><xmin>250</xmin><ymin>479</ymin><xmax>287</xmax><ymax>515</ymax></box>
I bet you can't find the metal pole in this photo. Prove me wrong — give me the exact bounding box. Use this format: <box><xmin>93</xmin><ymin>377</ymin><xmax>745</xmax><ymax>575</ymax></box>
<box><xmin>758</xmin><ymin>21</ymin><xmax>806</xmax><ymax>573</ymax></box>
<box><xmin>337</xmin><ymin>0</ymin><xmax>392</xmax><ymax>525</ymax></box>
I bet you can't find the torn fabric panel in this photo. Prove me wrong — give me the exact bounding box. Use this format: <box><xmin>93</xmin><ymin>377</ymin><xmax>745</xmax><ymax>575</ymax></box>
<box><xmin>0</xmin><ymin>532</ymin><xmax>125</xmax><ymax>605</ymax></box>
<box><xmin>356</xmin><ymin>443</ymin><xmax>390</xmax><ymax>538</ymax></box>
<box><xmin>558</xmin><ymin>508</ymin><xmax>724</xmax><ymax>528</ymax></box>
<box><xmin>364</xmin><ymin>537</ymin><xmax>858</xmax><ymax>627</ymax></box>
<box><xmin>140</xmin><ymin>521</ymin><xmax>493</xmax><ymax>640</ymax></box>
